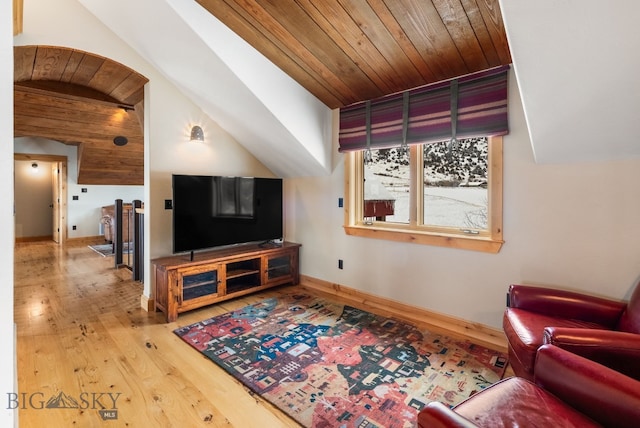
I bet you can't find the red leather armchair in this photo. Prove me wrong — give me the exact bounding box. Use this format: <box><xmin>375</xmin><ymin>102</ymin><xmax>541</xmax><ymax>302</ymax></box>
<box><xmin>502</xmin><ymin>282</ymin><xmax>640</xmax><ymax>381</ymax></box>
<box><xmin>418</xmin><ymin>344</ymin><xmax>640</xmax><ymax>428</ymax></box>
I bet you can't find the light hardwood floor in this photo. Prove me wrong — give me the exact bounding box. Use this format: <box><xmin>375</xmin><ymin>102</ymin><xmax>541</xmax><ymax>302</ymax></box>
<box><xmin>15</xmin><ymin>240</ymin><xmax>512</xmax><ymax>427</ymax></box>
<box><xmin>15</xmin><ymin>240</ymin><xmax>303</xmax><ymax>427</ymax></box>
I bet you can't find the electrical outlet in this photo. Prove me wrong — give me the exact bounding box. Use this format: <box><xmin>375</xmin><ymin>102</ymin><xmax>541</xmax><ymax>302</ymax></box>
<box><xmin>165</xmin><ymin>200</ymin><xmax>173</xmax><ymax>209</ymax></box>
<box><xmin>81</xmin><ymin>188</ymin><xmax>87</xmax><ymax>193</ymax></box>
<box><xmin>72</xmin><ymin>195</ymin><xmax>79</xmax><ymax>201</ymax></box>
<box><xmin>338</xmin><ymin>259</ymin><xmax>343</xmax><ymax>269</ymax></box>
<box><xmin>72</xmin><ymin>225</ymin><xmax>77</xmax><ymax>230</ymax></box>
<box><xmin>338</xmin><ymin>197</ymin><xmax>344</xmax><ymax>208</ymax></box>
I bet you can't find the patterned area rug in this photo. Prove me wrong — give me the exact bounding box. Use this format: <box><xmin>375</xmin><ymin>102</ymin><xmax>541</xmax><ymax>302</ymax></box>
<box><xmin>174</xmin><ymin>294</ymin><xmax>508</xmax><ymax>427</ymax></box>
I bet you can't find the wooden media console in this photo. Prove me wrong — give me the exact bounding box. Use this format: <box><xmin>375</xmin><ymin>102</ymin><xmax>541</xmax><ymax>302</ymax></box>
<box><xmin>153</xmin><ymin>242</ymin><xmax>300</xmax><ymax>322</ymax></box>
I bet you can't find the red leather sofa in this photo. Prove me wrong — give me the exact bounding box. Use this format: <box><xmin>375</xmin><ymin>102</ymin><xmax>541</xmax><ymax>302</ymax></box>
<box><xmin>502</xmin><ymin>282</ymin><xmax>640</xmax><ymax>381</ymax></box>
<box><xmin>417</xmin><ymin>344</ymin><xmax>640</xmax><ymax>428</ymax></box>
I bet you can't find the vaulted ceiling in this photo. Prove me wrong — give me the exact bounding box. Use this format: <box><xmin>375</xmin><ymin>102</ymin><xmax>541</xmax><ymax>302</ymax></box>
<box><xmin>14</xmin><ymin>0</ymin><xmax>511</xmax><ymax>183</ymax></box>
<box><xmin>14</xmin><ymin>1</ymin><xmax>640</xmax><ymax>184</ymax></box>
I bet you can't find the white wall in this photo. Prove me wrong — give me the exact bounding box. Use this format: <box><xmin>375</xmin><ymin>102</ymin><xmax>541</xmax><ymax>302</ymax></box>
<box><xmin>285</xmin><ymin>72</ymin><xmax>640</xmax><ymax>329</ymax></box>
<box><xmin>14</xmin><ymin>160</ymin><xmax>53</xmax><ymax>238</ymax></box>
<box><xmin>1</xmin><ymin>0</ymin><xmax>15</xmax><ymax>425</ymax></box>
<box><xmin>14</xmin><ymin>138</ymin><xmax>144</xmax><ymax>239</ymax></box>
<box><xmin>147</xmin><ymin>77</ymin><xmax>275</xmax><ymax>258</ymax></box>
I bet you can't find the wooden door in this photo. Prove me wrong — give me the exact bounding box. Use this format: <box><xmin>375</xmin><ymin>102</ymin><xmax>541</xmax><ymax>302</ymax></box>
<box><xmin>51</xmin><ymin>163</ymin><xmax>60</xmax><ymax>243</ymax></box>
<box><xmin>58</xmin><ymin>161</ymin><xmax>67</xmax><ymax>243</ymax></box>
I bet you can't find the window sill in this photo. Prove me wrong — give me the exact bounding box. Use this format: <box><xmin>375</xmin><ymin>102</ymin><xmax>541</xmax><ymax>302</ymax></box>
<box><xmin>344</xmin><ymin>225</ymin><xmax>504</xmax><ymax>253</ymax></box>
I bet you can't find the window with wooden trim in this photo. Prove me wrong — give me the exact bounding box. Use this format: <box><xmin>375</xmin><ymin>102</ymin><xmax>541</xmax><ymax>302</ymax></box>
<box><xmin>344</xmin><ymin>136</ymin><xmax>503</xmax><ymax>253</ymax></box>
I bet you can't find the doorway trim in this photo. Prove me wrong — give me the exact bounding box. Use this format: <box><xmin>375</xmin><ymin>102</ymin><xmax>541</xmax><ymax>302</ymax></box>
<box><xmin>14</xmin><ymin>153</ymin><xmax>68</xmax><ymax>244</ymax></box>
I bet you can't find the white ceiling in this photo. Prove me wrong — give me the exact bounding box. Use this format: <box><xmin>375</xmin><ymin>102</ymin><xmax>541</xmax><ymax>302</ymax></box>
<box><xmin>500</xmin><ymin>0</ymin><xmax>640</xmax><ymax>163</ymax></box>
<box><xmin>80</xmin><ymin>0</ymin><xmax>640</xmax><ymax>176</ymax></box>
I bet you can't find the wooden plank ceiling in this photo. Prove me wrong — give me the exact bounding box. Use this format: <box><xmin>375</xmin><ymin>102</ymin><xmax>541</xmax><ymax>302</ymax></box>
<box><xmin>14</xmin><ymin>1</ymin><xmax>510</xmax><ymax>185</ymax></box>
<box><xmin>196</xmin><ymin>0</ymin><xmax>511</xmax><ymax>109</ymax></box>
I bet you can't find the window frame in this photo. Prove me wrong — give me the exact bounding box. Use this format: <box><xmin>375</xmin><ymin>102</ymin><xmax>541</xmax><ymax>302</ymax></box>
<box><xmin>343</xmin><ymin>136</ymin><xmax>503</xmax><ymax>253</ymax></box>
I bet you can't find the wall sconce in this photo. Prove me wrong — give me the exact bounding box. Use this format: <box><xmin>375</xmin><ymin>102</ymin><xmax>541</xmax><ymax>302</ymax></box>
<box><xmin>190</xmin><ymin>125</ymin><xmax>204</xmax><ymax>142</ymax></box>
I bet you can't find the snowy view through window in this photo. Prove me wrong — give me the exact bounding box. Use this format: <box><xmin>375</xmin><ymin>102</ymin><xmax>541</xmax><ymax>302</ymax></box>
<box><xmin>363</xmin><ymin>137</ymin><xmax>488</xmax><ymax>230</ymax></box>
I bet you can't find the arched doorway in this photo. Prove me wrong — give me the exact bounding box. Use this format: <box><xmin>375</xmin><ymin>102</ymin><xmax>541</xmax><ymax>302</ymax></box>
<box><xmin>14</xmin><ymin>45</ymin><xmax>148</xmax><ymax>185</ymax></box>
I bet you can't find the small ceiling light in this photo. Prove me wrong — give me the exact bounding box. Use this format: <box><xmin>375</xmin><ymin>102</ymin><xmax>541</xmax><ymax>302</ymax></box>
<box><xmin>31</xmin><ymin>162</ymin><xmax>38</xmax><ymax>169</ymax></box>
<box><xmin>190</xmin><ymin>125</ymin><xmax>204</xmax><ymax>142</ymax></box>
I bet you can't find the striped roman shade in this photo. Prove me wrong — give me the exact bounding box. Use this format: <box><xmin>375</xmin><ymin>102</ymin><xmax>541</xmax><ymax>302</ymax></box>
<box><xmin>338</xmin><ymin>65</ymin><xmax>510</xmax><ymax>152</ymax></box>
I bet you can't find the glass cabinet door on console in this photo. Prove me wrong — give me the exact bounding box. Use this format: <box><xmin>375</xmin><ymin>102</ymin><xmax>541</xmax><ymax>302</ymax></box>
<box><xmin>177</xmin><ymin>264</ymin><xmax>221</xmax><ymax>304</ymax></box>
<box><xmin>264</xmin><ymin>253</ymin><xmax>294</xmax><ymax>285</ymax></box>
<box><xmin>153</xmin><ymin>242</ymin><xmax>301</xmax><ymax>322</ymax></box>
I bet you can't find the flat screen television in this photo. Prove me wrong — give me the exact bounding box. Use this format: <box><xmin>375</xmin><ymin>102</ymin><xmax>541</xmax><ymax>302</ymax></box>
<box><xmin>172</xmin><ymin>174</ymin><xmax>283</xmax><ymax>254</ymax></box>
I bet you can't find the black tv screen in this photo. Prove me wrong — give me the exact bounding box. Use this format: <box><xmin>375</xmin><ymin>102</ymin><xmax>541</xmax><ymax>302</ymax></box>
<box><xmin>172</xmin><ymin>174</ymin><xmax>283</xmax><ymax>253</ymax></box>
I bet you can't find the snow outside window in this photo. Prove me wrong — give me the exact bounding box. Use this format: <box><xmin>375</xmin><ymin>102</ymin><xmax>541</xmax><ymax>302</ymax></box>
<box><xmin>345</xmin><ymin>136</ymin><xmax>503</xmax><ymax>253</ymax></box>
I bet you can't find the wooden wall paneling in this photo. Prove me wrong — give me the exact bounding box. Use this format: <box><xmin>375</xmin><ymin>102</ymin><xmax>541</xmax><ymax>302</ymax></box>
<box><xmin>13</xmin><ymin>46</ymin><xmax>37</xmax><ymax>82</ymax></box>
<box><xmin>337</xmin><ymin>0</ymin><xmax>428</xmax><ymax>94</ymax></box>
<box><xmin>460</xmin><ymin>0</ymin><xmax>502</xmax><ymax>66</ymax></box>
<box><xmin>255</xmin><ymin>0</ymin><xmax>381</xmax><ymax>102</ymax></box>
<box><xmin>366</xmin><ymin>0</ymin><xmax>438</xmax><ymax>84</ymax></box>
<box><xmin>475</xmin><ymin>0</ymin><xmax>512</xmax><ymax>64</ymax></box>
<box><xmin>59</xmin><ymin>51</ymin><xmax>87</xmax><ymax>83</ymax></box>
<box><xmin>32</xmin><ymin>47</ymin><xmax>74</xmax><ymax>81</ymax></box>
<box><xmin>386</xmin><ymin>0</ymin><xmax>468</xmax><ymax>78</ymax></box>
<box><xmin>432</xmin><ymin>0</ymin><xmax>491</xmax><ymax>71</ymax></box>
<box><xmin>296</xmin><ymin>0</ymin><xmax>398</xmax><ymax>96</ymax></box>
<box><xmin>90</xmin><ymin>61</ymin><xmax>135</xmax><ymax>96</ymax></box>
